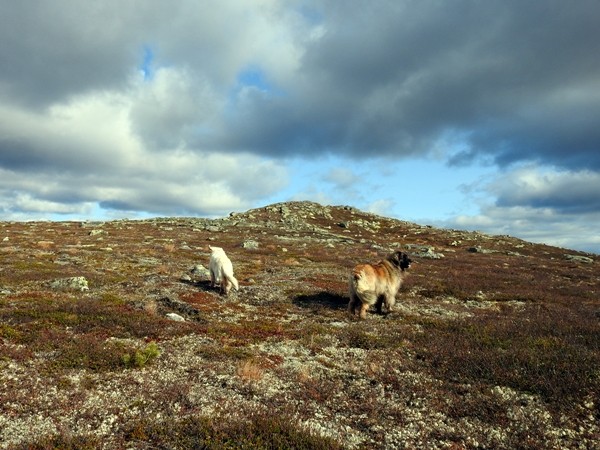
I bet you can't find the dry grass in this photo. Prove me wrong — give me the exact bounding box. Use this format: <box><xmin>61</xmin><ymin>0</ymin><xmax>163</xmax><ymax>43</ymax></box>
<box><xmin>237</xmin><ymin>359</ymin><xmax>265</xmax><ymax>382</ymax></box>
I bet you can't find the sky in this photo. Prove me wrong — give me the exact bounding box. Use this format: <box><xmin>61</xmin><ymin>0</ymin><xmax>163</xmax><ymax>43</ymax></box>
<box><xmin>1</xmin><ymin>1</ymin><xmax>599</xmax><ymax>254</ymax></box>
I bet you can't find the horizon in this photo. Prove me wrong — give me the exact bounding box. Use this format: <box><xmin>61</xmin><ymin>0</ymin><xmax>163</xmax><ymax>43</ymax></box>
<box><xmin>3</xmin><ymin>199</ymin><xmax>597</xmax><ymax>256</ymax></box>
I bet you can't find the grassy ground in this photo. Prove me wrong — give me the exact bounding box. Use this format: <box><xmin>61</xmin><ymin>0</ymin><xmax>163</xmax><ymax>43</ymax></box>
<box><xmin>0</xmin><ymin>201</ymin><xmax>598</xmax><ymax>449</ymax></box>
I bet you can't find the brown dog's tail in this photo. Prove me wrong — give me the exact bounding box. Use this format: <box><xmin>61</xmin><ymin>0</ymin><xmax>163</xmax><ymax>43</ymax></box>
<box><xmin>349</xmin><ymin>269</ymin><xmax>360</xmax><ymax>294</ymax></box>
<box><xmin>351</xmin><ymin>267</ymin><xmax>369</xmax><ymax>295</ymax></box>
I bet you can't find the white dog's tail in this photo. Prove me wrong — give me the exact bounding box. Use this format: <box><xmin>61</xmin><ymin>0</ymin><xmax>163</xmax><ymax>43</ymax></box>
<box><xmin>226</xmin><ymin>273</ymin><xmax>239</xmax><ymax>291</ymax></box>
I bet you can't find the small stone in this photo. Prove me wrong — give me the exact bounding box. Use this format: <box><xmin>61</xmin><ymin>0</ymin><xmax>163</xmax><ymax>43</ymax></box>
<box><xmin>180</xmin><ymin>273</ymin><xmax>192</xmax><ymax>282</ymax></box>
<box><xmin>241</xmin><ymin>239</ymin><xmax>259</xmax><ymax>249</ymax></box>
<box><xmin>166</xmin><ymin>313</ymin><xmax>185</xmax><ymax>322</ymax></box>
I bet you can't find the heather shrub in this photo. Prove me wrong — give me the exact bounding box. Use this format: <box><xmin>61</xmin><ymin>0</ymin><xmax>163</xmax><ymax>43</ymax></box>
<box><xmin>409</xmin><ymin>305</ymin><xmax>600</xmax><ymax>413</ymax></box>
<box><xmin>124</xmin><ymin>413</ymin><xmax>345</xmax><ymax>449</ymax></box>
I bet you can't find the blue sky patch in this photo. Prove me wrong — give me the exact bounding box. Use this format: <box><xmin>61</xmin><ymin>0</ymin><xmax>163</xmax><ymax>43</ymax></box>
<box><xmin>141</xmin><ymin>46</ymin><xmax>154</xmax><ymax>81</ymax></box>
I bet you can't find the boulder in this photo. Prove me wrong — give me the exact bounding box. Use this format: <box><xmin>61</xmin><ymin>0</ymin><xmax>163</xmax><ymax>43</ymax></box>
<box><xmin>50</xmin><ymin>276</ymin><xmax>89</xmax><ymax>291</ymax></box>
<box><xmin>241</xmin><ymin>239</ymin><xmax>259</xmax><ymax>249</ymax></box>
<box><xmin>564</xmin><ymin>254</ymin><xmax>594</xmax><ymax>264</ymax></box>
<box><xmin>191</xmin><ymin>264</ymin><xmax>211</xmax><ymax>278</ymax></box>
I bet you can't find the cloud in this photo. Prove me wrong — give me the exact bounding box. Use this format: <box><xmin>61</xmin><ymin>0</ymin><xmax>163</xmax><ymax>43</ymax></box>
<box><xmin>322</xmin><ymin>167</ymin><xmax>360</xmax><ymax>190</ymax></box>
<box><xmin>367</xmin><ymin>199</ymin><xmax>396</xmax><ymax>217</ymax></box>
<box><xmin>440</xmin><ymin>165</ymin><xmax>600</xmax><ymax>253</ymax></box>
<box><xmin>485</xmin><ymin>166</ymin><xmax>600</xmax><ymax>214</ymax></box>
<box><xmin>0</xmin><ymin>85</ymin><xmax>288</xmax><ymax>218</ymax></box>
<box><xmin>445</xmin><ymin>204</ymin><xmax>600</xmax><ymax>255</ymax></box>
<box><xmin>3</xmin><ymin>1</ymin><xmax>599</xmax><ymax>168</ymax></box>
<box><xmin>289</xmin><ymin>186</ymin><xmax>333</xmax><ymax>206</ymax></box>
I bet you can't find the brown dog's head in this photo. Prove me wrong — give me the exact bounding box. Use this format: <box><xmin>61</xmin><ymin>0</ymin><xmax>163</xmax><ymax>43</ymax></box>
<box><xmin>389</xmin><ymin>251</ymin><xmax>412</xmax><ymax>271</ymax></box>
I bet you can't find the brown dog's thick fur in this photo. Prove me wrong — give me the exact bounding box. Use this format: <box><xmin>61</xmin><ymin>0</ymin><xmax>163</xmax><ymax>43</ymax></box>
<box><xmin>348</xmin><ymin>251</ymin><xmax>412</xmax><ymax>319</ymax></box>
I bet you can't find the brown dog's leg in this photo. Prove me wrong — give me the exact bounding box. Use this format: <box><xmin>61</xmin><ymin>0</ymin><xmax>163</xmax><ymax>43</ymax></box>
<box><xmin>359</xmin><ymin>302</ymin><xmax>370</xmax><ymax>319</ymax></box>
<box><xmin>348</xmin><ymin>294</ymin><xmax>359</xmax><ymax>315</ymax></box>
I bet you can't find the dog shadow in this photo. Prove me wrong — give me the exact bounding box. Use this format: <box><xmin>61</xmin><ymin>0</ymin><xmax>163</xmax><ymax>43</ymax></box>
<box><xmin>293</xmin><ymin>291</ymin><xmax>348</xmax><ymax>311</ymax></box>
<box><xmin>180</xmin><ymin>278</ymin><xmax>224</xmax><ymax>294</ymax></box>
<box><xmin>181</xmin><ymin>278</ymin><xmax>211</xmax><ymax>288</ymax></box>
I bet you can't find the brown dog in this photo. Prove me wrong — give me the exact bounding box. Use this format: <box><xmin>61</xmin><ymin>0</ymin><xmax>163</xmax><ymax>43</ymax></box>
<box><xmin>348</xmin><ymin>251</ymin><xmax>412</xmax><ymax>319</ymax></box>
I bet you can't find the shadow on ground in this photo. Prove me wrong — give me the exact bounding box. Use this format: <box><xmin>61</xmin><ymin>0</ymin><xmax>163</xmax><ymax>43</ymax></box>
<box><xmin>293</xmin><ymin>291</ymin><xmax>348</xmax><ymax>311</ymax></box>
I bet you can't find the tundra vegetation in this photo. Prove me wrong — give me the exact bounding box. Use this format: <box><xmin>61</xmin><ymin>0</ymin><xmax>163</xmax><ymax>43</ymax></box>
<box><xmin>0</xmin><ymin>201</ymin><xmax>598</xmax><ymax>449</ymax></box>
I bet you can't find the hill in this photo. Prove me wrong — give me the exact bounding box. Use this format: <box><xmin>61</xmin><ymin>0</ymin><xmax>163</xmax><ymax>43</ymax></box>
<box><xmin>0</xmin><ymin>201</ymin><xmax>598</xmax><ymax>449</ymax></box>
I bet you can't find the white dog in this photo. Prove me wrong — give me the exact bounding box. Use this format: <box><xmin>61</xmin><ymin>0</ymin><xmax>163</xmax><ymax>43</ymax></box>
<box><xmin>208</xmin><ymin>246</ymin><xmax>239</xmax><ymax>295</ymax></box>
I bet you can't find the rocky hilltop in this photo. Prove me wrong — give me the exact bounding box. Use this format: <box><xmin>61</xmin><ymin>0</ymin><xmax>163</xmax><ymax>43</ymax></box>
<box><xmin>0</xmin><ymin>201</ymin><xmax>598</xmax><ymax>449</ymax></box>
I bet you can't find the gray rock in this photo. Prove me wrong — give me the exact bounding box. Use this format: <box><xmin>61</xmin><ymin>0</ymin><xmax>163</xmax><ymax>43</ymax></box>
<box><xmin>180</xmin><ymin>273</ymin><xmax>192</xmax><ymax>282</ymax></box>
<box><xmin>241</xmin><ymin>239</ymin><xmax>259</xmax><ymax>249</ymax></box>
<box><xmin>564</xmin><ymin>254</ymin><xmax>594</xmax><ymax>264</ymax></box>
<box><xmin>412</xmin><ymin>250</ymin><xmax>445</xmax><ymax>259</ymax></box>
<box><xmin>88</xmin><ymin>230</ymin><xmax>107</xmax><ymax>236</ymax></box>
<box><xmin>405</xmin><ymin>244</ymin><xmax>435</xmax><ymax>252</ymax></box>
<box><xmin>80</xmin><ymin>221</ymin><xmax>105</xmax><ymax>228</ymax></box>
<box><xmin>50</xmin><ymin>276</ymin><xmax>89</xmax><ymax>291</ymax></box>
<box><xmin>468</xmin><ymin>246</ymin><xmax>498</xmax><ymax>254</ymax></box>
<box><xmin>405</xmin><ymin>244</ymin><xmax>444</xmax><ymax>259</ymax></box>
<box><xmin>191</xmin><ymin>264</ymin><xmax>210</xmax><ymax>278</ymax></box>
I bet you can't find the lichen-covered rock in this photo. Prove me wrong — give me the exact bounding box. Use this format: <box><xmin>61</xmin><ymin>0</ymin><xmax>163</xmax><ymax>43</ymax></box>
<box><xmin>564</xmin><ymin>254</ymin><xmax>594</xmax><ymax>264</ymax></box>
<box><xmin>405</xmin><ymin>244</ymin><xmax>445</xmax><ymax>259</ymax></box>
<box><xmin>241</xmin><ymin>239</ymin><xmax>259</xmax><ymax>249</ymax></box>
<box><xmin>191</xmin><ymin>264</ymin><xmax>210</xmax><ymax>278</ymax></box>
<box><xmin>50</xmin><ymin>276</ymin><xmax>89</xmax><ymax>291</ymax></box>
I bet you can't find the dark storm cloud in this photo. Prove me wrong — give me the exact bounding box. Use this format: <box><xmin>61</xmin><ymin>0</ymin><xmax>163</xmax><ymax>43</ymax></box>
<box><xmin>488</xmin><ymin>167</ymin><xmax>600</xmax><ymax>214</ymax></box>
<box><xmin>3</xmin><ymin>1</ymin><xmax>598</xmax><ymax>170</ymax></box>
<box><xmin>219</xmin><ymin>1</ymin><xmax>600</xmax><ymax>171</ymax></box>
<box><xmin>0</xmin><ymin>2</ymin><xmax>152</xmax><ymax>108</ymax></box>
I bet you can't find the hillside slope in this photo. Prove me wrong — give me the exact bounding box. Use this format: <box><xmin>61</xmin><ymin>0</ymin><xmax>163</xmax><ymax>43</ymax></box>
<box><xmin>0</xmin><ymin>201</ymin><xmax>598</xmax><ymax>449</ymax></box>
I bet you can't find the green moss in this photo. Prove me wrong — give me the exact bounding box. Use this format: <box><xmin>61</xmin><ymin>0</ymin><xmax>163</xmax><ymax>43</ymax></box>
<box><xmin>123</xmin><ymin>341</ymin><xmax>161</xmax><ymax>369</ymax></box>
<box><xmin>0</xmin><ymin>323</ymin><xmax>21</xmax><ymax>340</ymax></box>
